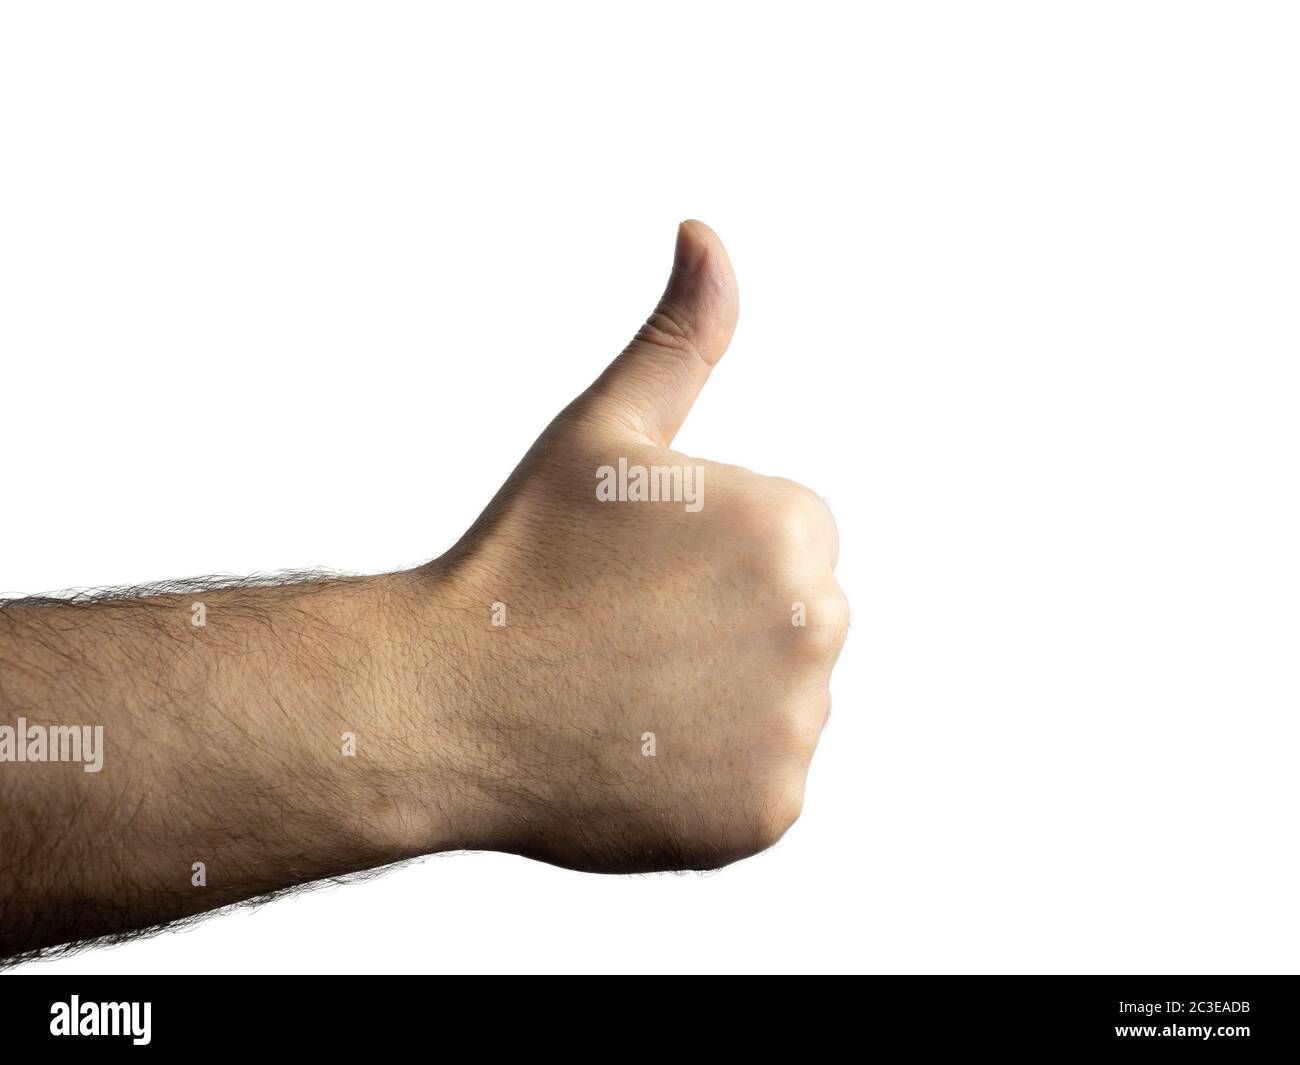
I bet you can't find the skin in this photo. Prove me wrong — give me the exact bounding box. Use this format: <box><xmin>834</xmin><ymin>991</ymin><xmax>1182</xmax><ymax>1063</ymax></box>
<box><xmin>0</xmin><ymin>221</ymin><xmax>847</xmax><ymax>960</ymax></box>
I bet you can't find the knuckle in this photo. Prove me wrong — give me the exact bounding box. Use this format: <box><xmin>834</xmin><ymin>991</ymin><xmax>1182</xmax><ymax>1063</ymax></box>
<box><xmin>777</xmin><ymin>480</ymin><xmax>836</xmax><ymax>555</ymax></box>
<box><xmin>634</xmin><ymin>300</ymin><xmax>702</xmax><ymax>365</ymax></box>
<box><xmin>755</xmin><ymin>482</ymin><xmax>836</xmax><ymax>569</ymax></box>
<box><xmin>818</xmin><ymin>587</ymin><xmax>851</xmax><ymax>645</ymax></box>
<box><xmin>769</xmin><ymin>703</ymin><xmax>810</xmax><ymax>750</ymax></box>
<box><xmin>779</xmin><ymin>699</ymin><xmax>829</xmax><ymax>752</ymax></box>
<box><xmin>788</xmin><ymin>586</ymin><xmax>850</xmax><ymax>658</ymax></box>
<box><xmin>753</xmin><ymin>786</ymin><xmax>804</xmax><ymax>850</ymax></box>
<box><xmin>763</xmin><ymin>497</ymin><xmax>820</xmax><ymax>565</ymax></box>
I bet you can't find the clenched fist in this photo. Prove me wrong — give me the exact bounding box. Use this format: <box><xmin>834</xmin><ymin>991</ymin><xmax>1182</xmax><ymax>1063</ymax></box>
<box><xmin>0</xmin><ymin>222</ymin><xmax>847</xmax><ymax>958</ymax></box>
<box><xmin>392</xmin><ymin>221</ymin><xmax>848</xmax><ymax>871</ymax></box>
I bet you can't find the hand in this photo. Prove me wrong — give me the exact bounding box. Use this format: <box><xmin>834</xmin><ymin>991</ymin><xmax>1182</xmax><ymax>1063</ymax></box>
<box><xmin>0</xmin><ymin>221</ymin><xmax>846</xmax><ymax>958</ymax></box>
<box><xmin>399</xmin><ymin>221</ymin><xmax>848</xmax><ymax>871</ymax></box>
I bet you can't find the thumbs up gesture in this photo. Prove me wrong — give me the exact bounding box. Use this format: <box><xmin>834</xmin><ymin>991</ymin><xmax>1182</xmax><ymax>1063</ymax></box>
<box><xmin>409</xmin><ymin>222</ymin><xmax>848</xmax><ymax>871</ymax></box>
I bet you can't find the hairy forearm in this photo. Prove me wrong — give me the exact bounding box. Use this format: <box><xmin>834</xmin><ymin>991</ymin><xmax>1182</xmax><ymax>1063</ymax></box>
<box><xmin>0</xmin><ymin>222</ymin><xmax>847</xmax><ymax>961</ymax></box>
<box><xmin>0</xmin><ymin>571</ymin><xmax>479</xmax><ymax>959</ymax></box>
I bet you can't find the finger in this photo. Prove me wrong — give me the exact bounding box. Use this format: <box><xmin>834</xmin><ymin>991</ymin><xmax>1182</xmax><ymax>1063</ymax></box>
<box><xmin>584</xmin><ymin>219</ymin><xmax>739</xmax><ymax>446</ymax></box>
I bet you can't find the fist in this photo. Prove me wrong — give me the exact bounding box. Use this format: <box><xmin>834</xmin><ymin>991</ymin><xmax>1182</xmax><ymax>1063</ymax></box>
<box><xmin>414</xmin><ymin>222</ymin><xmax>847</xmax><ymax>872</ymax></box>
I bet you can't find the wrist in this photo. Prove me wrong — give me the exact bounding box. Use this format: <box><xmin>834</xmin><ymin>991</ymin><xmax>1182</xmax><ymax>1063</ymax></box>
<box><xmin>362</xmin><ymin>568</ymin><xmax>507</xmax><ymax>860</ymax></box>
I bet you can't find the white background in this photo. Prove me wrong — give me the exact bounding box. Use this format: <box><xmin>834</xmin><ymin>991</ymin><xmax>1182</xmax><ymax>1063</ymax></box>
<box><xmin>3</xmin><ymin>2</ymin><xmax>1297</xmax><ymax>974</ymax></box>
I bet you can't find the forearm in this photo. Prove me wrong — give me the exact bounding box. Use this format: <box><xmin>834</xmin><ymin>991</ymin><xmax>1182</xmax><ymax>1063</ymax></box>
<box><xmin>0</xmin><ymin>571</ymin><xmax>476</xmax><ymax>959</ymax></box>
<box><xmin>0</xmin><ymin>221</ymin><xmax>846</xmax><ymax>960</ymax></box>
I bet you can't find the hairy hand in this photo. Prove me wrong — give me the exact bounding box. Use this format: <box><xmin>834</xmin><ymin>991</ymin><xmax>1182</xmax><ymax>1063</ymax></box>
<box><xmin>395</xmin><ymin>221</ymin><xmax>848</xmax><ymax>871</ymax></box>
<box><xmin>0</xmin><ymin>222</ymin><xmax>846</xmax><ymax>959</ymax></box>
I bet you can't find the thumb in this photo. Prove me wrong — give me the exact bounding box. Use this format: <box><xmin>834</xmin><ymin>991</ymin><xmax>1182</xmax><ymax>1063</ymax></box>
<box><xmin>584</xmin><ymin>220</ymin><xmax>739</xmax><ymax>447</ymax></box>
